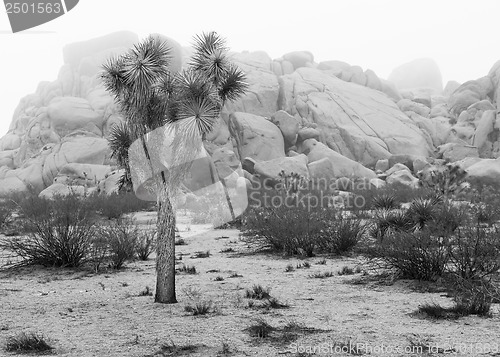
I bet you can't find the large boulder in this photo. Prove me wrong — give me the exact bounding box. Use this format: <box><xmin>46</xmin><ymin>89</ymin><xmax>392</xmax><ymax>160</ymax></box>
<box><xmin>437</xmin><ymin>143</ymin><xmax>479</xmax><ymax>162</ymax></box>
<box><xmin>386</xmin><ymin>169</ymin><xmax>419</xmax><ymax>187</ymax></box>
<box><xmin>282</xmin><ymin>51</ymin><xmax>314</xmax><ymax>70</ymax></box>
<box><xmin>0</xmin><ymin>133</ymin><xmax>22</xmax><ymax>151</ymax></box>
<box><xmin>388</xmin><ymin>58</ymin><xmax>443</xmax><ymax>93</ymax></box>
<box><xmin>228</xmin><ymin>112</ymin><xmax>285</xmax><ymax>161</ymax></box>
<box><xmin>225</xmin><ymin>51</ymin><xmax>280</xmax><ymax>117</ymax></box>
<box><xmin>39</xmin><ymin>183</ymin><xmax>91</xmax><ymax>199</ymax></box>
<box><xmin>253</xmin><ymin>154</ymin><xmax>309</xmax><ymax>182</ymax></box>
<box><xmin>47</xmin><ymin>97</ymin><xmax>103</xmax><ymax>137</ymax></box>
<box><xmin>443</xmin><ymin>81</ymin><xmax>461</xmax><ymax>97</ymax></box>
<box><xmin>473</xmin><ymin>110</ymin><xmax>498</xmax><ymax>158</ymax></box>
<box><xmin>270</xmin><ymin>110</ymin><xmax>300</xmax><ymax>148</ymax></box>
<box><xmin>407</xmin><ymin>112</ymin><xmax>451</xmax><ymax>147</ymax></box>
<box><xmin>466</xmin><ymin>158</ymin><xmax>500</xmax><ymax>187</ymax></box>
<box><xmin>307</xmin><ymin>157</ymin><xmax>335</xmax><ymax>180</ymax></box>
<box><xmin>41</xmin><ymin>136</ymin><xmax>110</xmax><ymax>187</ymax></box>
<box><xmin>63</xmin><ymin>31</ymin><xmax>139</xmax><ymax>68</ymax></box>
<box><xmin>0</xmin><ymin>150</ymin><xmax>17</xmax><ymax>169</ymax></box>
<box><xmin>488</xmin><ymin>60</ymin><xmax>500</xmax><ymax>115</ymax></box>
<box><xmin>63</xmin><ymin>32</ymin><xmax>182</xmax><ymax>77</ymax></box>
<box><xmin>386</xmin><ymin>163</ymin><xmax>411</xmax><ymax>176</ymax></box>
<box><xmin>279</xmin><ymin>67</ymin><xmax>431</xmax><ymax>166</ymax></box>
<box><xmin>397</xmin><ymin>99</ymin><xmax>430</xmax><ymax>117</ymax></box>
<box><xmin>318</xmin><ymin>60</ymin><xmax>351</xmax><ymax>73</ymax></box>
<box><xmin>375</xmin><ymin>159</ymin><xmax>389</xmax><ymax>172</ymax></box>
<box><xmin>447</xmin><ymin>77</ymin><xmax>495</xmax><ymax>117</ymax></box>
<box><xmin>297</xmin><ymin>127</ymin><xmax>320</xmax><ymax>142</ymax></box>
<box><xmin>297</xmin><ymin>139</ymin><xmax>376</xmax><ymax>179</ymax></box>
<box><xmin>53</xmin><ymin>163</ymin><xmax>112</xmax><ymax>187</ymax></box>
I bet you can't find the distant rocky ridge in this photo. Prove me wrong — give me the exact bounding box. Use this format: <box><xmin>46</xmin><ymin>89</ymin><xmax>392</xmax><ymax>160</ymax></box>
<box><xmin>1</xmin><ymin>31</ymin><xmax>500</xmax><ymax>198</ymax></box>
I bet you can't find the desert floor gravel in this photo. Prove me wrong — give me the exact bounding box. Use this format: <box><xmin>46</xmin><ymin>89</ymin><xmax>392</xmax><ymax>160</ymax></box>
<box><xmin>1</xmin><ymin>212</ymin><xmax>499</xmax><ymax>356</ymax></box>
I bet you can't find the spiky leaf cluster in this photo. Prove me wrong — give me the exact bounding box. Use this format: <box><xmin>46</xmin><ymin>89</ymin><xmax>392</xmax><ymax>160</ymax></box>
<box><xmin>101</xmin><ymin>32</ymin><xmax>248</xmax><ymax>190</ymax></box>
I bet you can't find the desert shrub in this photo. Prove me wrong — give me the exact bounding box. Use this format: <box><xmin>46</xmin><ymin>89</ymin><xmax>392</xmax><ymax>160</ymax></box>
<box><xmin>448</xmin><ymin>225</ymin><xmax>500</xmax><ymax>280</ymax></box>
<box><xmin>351</xmin><ymin>183</ymin><xmax>433</xmax><ymax>210</ymax></box>
<box><xmin>245</xmin><ymin>285</ymin><xmax>271</xmax><ymax>300</ymax></box>
<box><xmin>417</xmin><ymin>278</ymin><xmax>496</xmax><ymax>319</ymax></box>
<box><xmin>475</xmin><ymin>204</ymin><xmax>498</xmax><ymax>225</ymax></box>
<box><xmin>1</xmin><ymin>189</ymin><xmax>38</xmax><ymax>217</ymax></box>
<box><xmin>219</xmin><ymin>341</ymin><xmax>233</xmax><ymax>355</ymax></box>
<box><xmin>99</xmin><ymin>218</ymin><xmax>138</xmax><ymax>269</ymax></box>
<box><xmin>365</xmin><ymin>195</ymin><xmax>500</xmax><ymax>283</ymax></box>
<box><xmin>184</xmin><ymin>300</ymin><xmax>213</xmax><ymax>315</ymax></box>
<box><xmin>370</xmin><ymin>196</ymin><xmax>461</xmax><ymax>241</ymax></box>
<box><xmin>317</xmin><ymin>216</ymin><xmax>366</xmax><ymax>255</ymax></box>
<box><xmin>450</xmin><ymin>277</ymin><xmax>497</xmax><ymax>316</ymax></box>
<box><xmin>176</xmin><ymin>265</ymin><xmax>197</xmax><ymax>274</ymax></box>
<box><xmin>157</xmin><ymin>341</ymin><xmax>202</xmax><ymax>355</ymax></box>
<box><xmin>135</xmin><ymin>229</ymin><xmax>156</xmax><ymax>260</ymax></box>
<box><xmin>174</xmin><ymin>238</ymin><xmax>187</xmax><ymax>245</ymax></box>
<box><xmin>363</xmin><ymin>228</ymin><xmax>449</xmax><ymax>281</ymax></box>
<box><xmin>89</xmin><ymin>235</ymin><xmax>109</xmax><ymax>273</ymax></box>
<box><xmin>245</xmin><ymin>317</ymin><xmax>275</xmax><ymax>339</ymax></box>
<box><xmin>296</xmin><ymin>261</ymin><xmax>311</xmax><ymax>269</ymax></box>
<box><xmin>261</xmin><ymin>297</ymin><xmax>289</xmax><ymax>309</ymax></box>
<box><xmin>220</xmin><ymin>247</ymin><xmax>235</xmax><ymax>253</ymax></box>
<box><xmin>0</xmin><ymin>204</ymin><xmax>12</xmax><ymax>230</ymax></box>
<box><xmin>138</xmin><ymin>286</ymin><xmax>153</xmax><ymax>296</ymax></box>
<box><xmin>430</xmin><ymin>202</ymin><xmax>463</xmax><ymax>234</ymax></box>
<box><xmin>192</xmin><ymin>250</ymin><xmax>210</xmax><ymax>258</ymax></box>
<box><xmin>464</xmin><ymin>183</ymin><xmax>500</xmax><ymax>210</ymax></box>
<box><xmin>414</xmin><ymin>303</ymin><xmax>458</xmax><ymax>320</ymax></box>
<box><xmin>308</xmin><ymin>271</ymin><xmax>334</xmax><ymax>279</ymax></box>
<box><xmin>338</xmin><ymin>266</ymin><xmax>355</xmax><ymax>275</ymax></box>
<box><xmin>4</xmin><ymin>332</ymin><xmax>53</xmax><ymax>353</ymax></box>
<box><xmin>243</xmin><ymin>173</ymin><xmax>371</xmax><ymax>256</ymax></box>
<box><xmin>243</xmin><ymin>205</ymin><xmax>325</xmax><ymax>256</ymax></box>
<box><xmin>0</xmin><ymin>194</ymin><xmax>97</xmax><ymax>267</ymax></box>
<box><xmin>87</xmin><ymin>191</ymin><xmax>153</xmax><ymax>219</ymax></box>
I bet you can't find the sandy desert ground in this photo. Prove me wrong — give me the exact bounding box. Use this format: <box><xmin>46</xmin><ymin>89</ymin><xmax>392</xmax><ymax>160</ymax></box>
<box><xmin>1</xmin><ymin>212</ymin><xmax>499</xmax><ymax>357</ymax></box>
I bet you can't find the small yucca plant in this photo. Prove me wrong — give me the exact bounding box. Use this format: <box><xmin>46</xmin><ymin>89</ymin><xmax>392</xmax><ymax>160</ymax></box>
<box><xmin>372</xmin><ymin>194</ymin><xmax>399</xmax><ymax>210</ymax></box>
<box><xmin>408</xmin><ymin>198</ymin><xmax>438</xmax><ymax>230</ymax></box>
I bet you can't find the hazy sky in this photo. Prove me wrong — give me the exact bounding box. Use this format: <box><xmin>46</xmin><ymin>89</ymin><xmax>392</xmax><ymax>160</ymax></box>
<box><xmin>1</xmin><ymin>0</ymin><xmax>499</xmax><ymax>137</ymax></box>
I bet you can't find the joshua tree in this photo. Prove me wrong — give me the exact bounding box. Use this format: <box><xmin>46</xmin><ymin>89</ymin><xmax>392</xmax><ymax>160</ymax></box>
<box><xmin>417</xmin><ymin>162</ymin><xmax>468</xmax><ymax>200</ymax></box>
<box><xmin>102</xmin><ymin>32</ymin><xmax>247</xmax><ymax>303</ymax></box>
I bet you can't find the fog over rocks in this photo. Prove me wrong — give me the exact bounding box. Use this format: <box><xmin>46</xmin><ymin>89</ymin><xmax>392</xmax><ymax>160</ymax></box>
<box><xmin>1</xmin><ymin>31</ymin><xmax>500</xmax><ymax>197</ymax></box>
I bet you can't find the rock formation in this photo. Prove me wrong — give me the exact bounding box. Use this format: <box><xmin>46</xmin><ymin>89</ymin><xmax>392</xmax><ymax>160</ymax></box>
<box><xmin>1</xmin><ymin>31</ymin><xmax>500</xmax><ymax>198</ymax></box>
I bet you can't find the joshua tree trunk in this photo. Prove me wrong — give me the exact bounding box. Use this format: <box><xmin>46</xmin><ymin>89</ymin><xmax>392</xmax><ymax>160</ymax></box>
<box><xmin>154</xmin><ymin>178</ymin><xmax>177</xmax><ymax>303</ymax></box>
<box><xmin>136</xmin><ymin>134</ymin><xmax>177</xmax><ymax>304</ymax></box>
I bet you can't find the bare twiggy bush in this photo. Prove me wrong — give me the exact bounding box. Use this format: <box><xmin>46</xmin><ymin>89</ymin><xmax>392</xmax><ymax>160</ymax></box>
<box><xmin>0</xmin><ymin>194</ymin><xmax>96</xmax><ymax>267</ymax></box>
